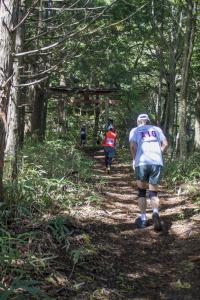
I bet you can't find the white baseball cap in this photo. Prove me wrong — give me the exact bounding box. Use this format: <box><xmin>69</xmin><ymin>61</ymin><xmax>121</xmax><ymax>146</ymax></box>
<box><xmin>137</xmin><ymin>113</ymin><xmax>150</xmax><ymax>122</ymax></box>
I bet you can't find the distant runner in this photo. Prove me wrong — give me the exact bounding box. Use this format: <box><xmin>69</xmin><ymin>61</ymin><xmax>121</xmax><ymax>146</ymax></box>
<box><xmin>129</xmin><ymin>114</ymin><xmax>168</xmax><ymax>230</ymax></box>
<box><xmin>102</xmin><ymin>125</ymin><xmax>117</xmax><ymax>174</ymax></box>
<box><xmin>80</xmin><ymin>125</ymin><xmax>87</xmax><ymax>147</ymax></box>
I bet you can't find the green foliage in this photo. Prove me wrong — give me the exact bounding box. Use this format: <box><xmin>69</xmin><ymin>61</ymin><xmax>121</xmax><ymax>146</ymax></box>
<box><xmin>164</xmin><ymin>153</ymin><xmax>200</xmax><ymax>208</ymax></box>
<box><xmin>0</xmin><ymin>217</ymin><xmax>54</xmax><ymax>297</ymax></box>
<box><xmin>70</xmin><ymin>248</ymin><xmax>82</xmax><ymax>266</ymax></box>
<box><xmin>1</xmin><ymin>137</ymin><xmax>105</xmax><ymax>299</ymax></box>
<box><xmin>0</xmin><ymin>228</ymin><xmax>20</xmax><ymax>267</ymax></box>
<box><xmin>4</xmin><ymin>139</ymin><xmax>96</xmax><ymax>212</ymax></box>
<box><xmin>47</xmin><ymin>215</ymin><xmax>72</xmax><ymax>247</ymax></box>
<box><xmin>0</xmin><ymin>279</ymin><xmax>49</xmax><ymax>300</ymax></box>
<box><xmin>164</xmin><ymin>153</ymin><xmax>200</xmax><ymax>184</ymax></box>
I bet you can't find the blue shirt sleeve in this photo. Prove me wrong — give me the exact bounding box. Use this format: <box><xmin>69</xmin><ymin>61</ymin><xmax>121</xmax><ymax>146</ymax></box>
<box><xmin>157</xmin><ymin>127</ymin><xmax>166</xmax><ymax>142</ymax></box>
<box><xmin>129</xmin><ymin>128</ymin><xmax>137</xmax><ymax>142</ymax></box>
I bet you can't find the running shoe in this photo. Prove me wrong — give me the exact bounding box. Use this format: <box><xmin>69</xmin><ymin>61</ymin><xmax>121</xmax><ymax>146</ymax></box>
<box><xmin>107</xmin><ymin>166</ymin><xmax>111</xmax><ymax>174</ymax></box>
<box><xmin>152</xmin><ymin>212</ymin><xmax>162</xmax><ymax>231</ymax></box>
<box><xmin>135</xmin><ymin>217</ymin><xmax>147</xmax><ymax>229</ymax></box>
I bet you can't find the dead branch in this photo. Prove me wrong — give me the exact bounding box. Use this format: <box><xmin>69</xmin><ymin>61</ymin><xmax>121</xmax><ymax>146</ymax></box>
<box><xmin>15</xmin><ymin>0</ymin><xmax>118</xmax><ymax>57</ymax></box>
<box><xmin>12</xmin><ymin>0</ymin><xmax>40</xmax><ymax>32</ymax></box>
<box><xmin>14</xmin><ymin>76</ymin><xmax>49</xmax><ymax>87</ymax></box>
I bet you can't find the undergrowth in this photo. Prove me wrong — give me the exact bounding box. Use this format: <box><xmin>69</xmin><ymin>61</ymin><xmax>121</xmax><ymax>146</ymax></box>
<box><xmin>4</xmin><ymin>139</ymin><xmax>102</xmax><ymax>210</ymax></box>
<box><xmin>163</xmin><ymin>153</ymin><xmax>200</xmax><ymax>207</ymax></box>
<box><xmin>0</xmin><ymin>139</ymin><xmax>104</xmax><ymax>299</ymax></box>
<box><xmin>164</xmin><ymin>153</ymin><xmax>200</xmax><ymax>186</ymax></box>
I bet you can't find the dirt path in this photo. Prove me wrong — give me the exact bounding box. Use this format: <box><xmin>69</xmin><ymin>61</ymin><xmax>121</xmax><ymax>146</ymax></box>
<box><xmin>67</xmin><ymin>150</ymin><xmax>200</xmax><ymax>300</ymax></box>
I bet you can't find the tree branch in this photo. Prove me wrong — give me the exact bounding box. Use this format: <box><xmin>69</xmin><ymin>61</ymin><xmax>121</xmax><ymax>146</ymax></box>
<box><xmin>15</xmin><ymin>0</ymin><xmax>118</xmax><ymax>57</ymax></box>
<box><xmin>14</xmin><ymin>76</ymin><xmax>49</xmax><ymax>87</ymax></box>
<box><xmin>12</xmin><ymin>0</ymin><xmax>40</xmax><ymax>32</ymax></box>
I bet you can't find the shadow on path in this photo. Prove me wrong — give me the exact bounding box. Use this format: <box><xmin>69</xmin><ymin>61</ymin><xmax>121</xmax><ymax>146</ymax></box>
<box><xmin>65</xmin><ymin>149</ymin><xmax>200</xmax><ymax>300</ymax></box>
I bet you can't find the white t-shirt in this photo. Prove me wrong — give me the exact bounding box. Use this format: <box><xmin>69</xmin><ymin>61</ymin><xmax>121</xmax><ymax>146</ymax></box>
<box><xmin>129</xmin><ymin>125</ymin><xmax>166</xmax><ymax>167</ymax></box>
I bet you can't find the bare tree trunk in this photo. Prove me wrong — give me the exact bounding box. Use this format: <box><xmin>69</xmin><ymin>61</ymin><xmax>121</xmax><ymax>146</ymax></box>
<box><xmin>162</xmin><ymin>5</ymin><xmax>182</xmax><ymax>146</ymax></box>
<box><xmin>57</xmin><ymin>74</ymin><xmax>66</xmax><ymax>136</ymax></box>
<box><xmin>0</xmin><ymin>0</ymin><xmax>19</xmax><ymax>200</ymax></box>
<box><xmin>168</xmin><ymin>71</ymin><xmax>176</xmax><ymax>138</ymax></box>
<box><xmin>31</xmin><ymin>82</ymin><xmax>48</xmax><ymax>142</ymax></box>
<box><xmin>93</xmin><ymin>95</ymin><xmax>100</xmax><ymax>145</ymax></box>
<box><xmin>25</xmin><ymin>72</ymin><xmax>36</xmax><ymax>136</ymax></box>
<box><xmin>178</xmin><ymin>0</ymin><xmax>197</xmax><ymax>159</ymax></box>
<box><xmin>105</xmin><ymin>97</ymin><xmax>109</xmax><ymax>128</ymax></box>
<box><xmin>18</xmin><ymin>102</ymin><xmax>25</xmax><ymax>147</ymax></box>
<box><xmin>156</xmin><ymin>77</ymin><xmax>162</xmax><ymax>126</ymax></box>
<box><xmin>160</xmin><ymin>5</ymin><xmax>183</xmax><ymax>155</ymax></box>
<box><xmin>5</xmin><ymin>0</ymin><xmax>25</xmax><ymax>180</ymax></box>
<box><xmin>164</xmin><ymin>51</ymin><xmax>177</xmax><ymax>147</ymax></box>
<box><xmin>152</xmin><ymin>0</ymin><xmax>165</xmax><ymax>129</ymax></box>
<box><xmin>5</xmin><ymin>71</ymin><xmax>19</xmax><ymax>180</ymax></box>
<box><xmin>30</xmin><ymin>0</ymin><xmax>48</xmax><ymax>142</ymax></box>
<box><xmin>174</xmin><ymin>96</ymin><xmax>179</xmax><ymax>157</ymax></box>
<box><xmin>194</xmin><ymin>81</ymin><xmax>200</xmax><ymax>150</ymax></box>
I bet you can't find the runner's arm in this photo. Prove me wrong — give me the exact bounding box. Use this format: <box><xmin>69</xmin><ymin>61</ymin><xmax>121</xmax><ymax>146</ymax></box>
<box><xmin>161</xmin><ymin>138</ymin><xmax>168</xmax><ymax>153</ymax></box>
<box><xmin>130</xmin><ymin>141</ymin><xmax>137</xmax><ymax>159</ymax></box>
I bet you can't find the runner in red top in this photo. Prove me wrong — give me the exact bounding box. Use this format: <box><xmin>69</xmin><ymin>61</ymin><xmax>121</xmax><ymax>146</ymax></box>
<box><xmin>102</xmin><ymin>125</ymin><xmax>117</xmax><ymax>174</ymax></box>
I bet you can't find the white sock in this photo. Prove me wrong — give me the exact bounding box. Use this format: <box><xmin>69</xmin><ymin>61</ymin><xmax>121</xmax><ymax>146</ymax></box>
<box><xmin>153</xmin><ymin>208</ymin><xmax>159</xmax><ymax>214</ymax></box>
<box><xmin>141</xmin><ymin>213</ymin><xmax>147</xmax><ymax>221</ymax></box>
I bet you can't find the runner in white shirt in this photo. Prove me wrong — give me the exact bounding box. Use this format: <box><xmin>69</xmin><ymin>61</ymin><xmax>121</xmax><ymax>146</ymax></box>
<box><xmin>129</xmin><ymin>114</ymin><xmax>168</xmax><ymax>230</ymax></box>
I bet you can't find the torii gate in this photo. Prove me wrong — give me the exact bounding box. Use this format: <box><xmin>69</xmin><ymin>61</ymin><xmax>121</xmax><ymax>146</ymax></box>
<box><xmin>49</xmin><ymin>86</ymin><xmax>119</xmax><ymax>104</ymax></box>
<box><xmin>49</xmin><ymin>86</ymin><xmax>119</xmax><ymax>143</ymax></box>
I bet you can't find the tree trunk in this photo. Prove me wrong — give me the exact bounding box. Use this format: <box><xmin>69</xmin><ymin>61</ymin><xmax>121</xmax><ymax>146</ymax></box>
<box><xmin>5</xmin><ymin>0</ymin><xmax>24</xmax><ymax>180</ymax></box>
<box><xmin>178</xmin><ymin>0</ymin><xmax>197</xmax><ymax>159</ymax></box>
<box><xmin>30</xmin><ymin>0</ymin><xmax>48</xmax><ymax>142</ymax></box>
<box><xmin>93</xmin><ymin>95</ymin><xmax>100</xmax><ymax>145</ymax></box>
<box><xmin>57</xmin><ymin>74</ymin><xmax>66</xmax><ymax>136</ymax></box>
<box><xmin>5</xmin><ymin>74</ymin><xmax>19</xmax><ymax>180</ymax></box>
<box><xmin>105</xmin><ymin>97</ymin><xmax>109</xmax><ymax>128</ymax></box>
<box><xmin>25</xmin><ymin>74</ymin><xmax>36</xmax><ymax>136</ymax></box>
<box><xmin>164</xmin><ymin>51</ymin><xmax>177</xmax><ymax>148</ymax></box>
<box><xmin>18</xmin><ymin>102</ymin><xmax>25</xmax><ymax>147</ymax></box>
<box><xmin>163</xmin><ymin>5</ymin><xmax>183</xmax><ymax>155</ymax></box>
<box><xmin>156</xmin><ymin>77</ymin><xmax>162</xmax><ymax>126</ymax></box>
<box><xmin>0</xmin><ymin>0</ymin><xmax>19</xmax><ymax>200</ymax></box>
<box><xmin>194</xmin><ymin>81</ymin><xmax>200</xmax><ymax>150</ymax></box>
<box><xmin>31</xmin><ymin>82</ymin><xmax>48</xmax><ymax>142</ymax></box>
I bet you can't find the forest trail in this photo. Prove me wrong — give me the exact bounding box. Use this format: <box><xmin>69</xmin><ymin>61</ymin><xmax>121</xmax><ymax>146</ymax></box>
<box><xmin>68</xmin><ymin>149</ymin><xmax>200</xmax><ymax>300</ymax></box>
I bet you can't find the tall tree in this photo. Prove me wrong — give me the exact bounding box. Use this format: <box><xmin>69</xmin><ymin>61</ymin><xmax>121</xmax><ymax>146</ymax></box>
<box><xmin>0</xmin><ymin>0</ymin><xmax>19</xmax><ymax>199</ymax></box>
<box><xmin>5</xmin><ymin>0</ymin><xmax>25</xmax><ymax>180</ymax></box>
<box><xmin>178</xmin><ymin>0</ymin><xmax>197</xmax><ymax>158</ymax></box>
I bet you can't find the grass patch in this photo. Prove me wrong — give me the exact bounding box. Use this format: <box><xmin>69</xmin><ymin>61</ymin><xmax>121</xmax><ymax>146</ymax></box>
<box><xmin>0</xmin><ymin>139</ymin><xmax>104</xmax><ymax>299</ymax></box>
